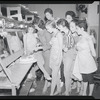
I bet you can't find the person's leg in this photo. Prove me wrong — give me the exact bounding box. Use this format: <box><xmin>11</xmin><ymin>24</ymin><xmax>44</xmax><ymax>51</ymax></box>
<box><xmin>54</xmin><ymin>70</ymin><xmax>61</xmax><ymax>95</ymax></box>
<box><xmin>27</xmin><ymin>64</ymin><xmax>38</xmax><ymax>80</ymax></box>
<box><xmin>82</xmin><ymin>82</ymin><xmax>88</xmax><ymax>96</ymax></box>
<box><xmin>63</xmin><ymin>58</ymin><xmax>73</xmax><ymax>95</ymax></box>
<box><xmin>79</xmin><ymin>81</ymin><xmax>84</xmax><ymax>95</ymax></box>
<box><xmin>37</xmin><ymin>62</ymin><xmax>51</xmax><ymax>80</ymax></box>
<box><xmin>60</xmin><ymin>61</ymin><xmax>65</xmax><ymax>83</ymax></box>
<box><xmin>36</xmin><ymin>52</ymin><xmax>51</xmax><ymax>80</ymax></box>
<box><xmin>88</xmin><ymin>73</ymin><xmax>95</xmax><ymax>96</ymax></box>
<box><xmin>42</xmin><ymin>51</ymin><xmax>52</xmax><ymax>94</ymax></box>
<box><xmin>70</xmin><ymin>49</ymin><xmax>77</xmax><ymax>92</ymax></box>
<box><xmin>43</xmin><ymin>51</ymin><xmax>52</xmax><ymax>75</ymax></box>
<box><xmin>42</xmin><ymin>80</ymin><xmax>51</xmax><ymax>94</ymax></box>
<box><xmin>69</xmin><ymin>61</ymin><xmax>75</xmax><ymax>94</ymax></box>
<box><xmin>29</xmin><ymin>65</ymin><xmax>38</xmax><ymax>92</ymax></box>
<box><xmin>89</xmin><ymin>84</ymin><xmax>94</xmax><ymax>96</ymax></box>
<box><xmin>71</xmin><ymin>80</ymin><xmax>77</xmax><ymax>89</ymax></box>
<box><xmin>50</xmin><ymin>66</ymin><xmax>59</xmax><ymax>95</ymax></box>
<box><xmin>63</xmin><ymin>49</ymin><xmax>75</xmax><ymax>95</ymax></box>
<box><xmin>76</xmin><ymin>81</ymin><xmax>81</xmax><ymax>93</ymax></box>
<box><xmin>31</xmin><ymin>64</ymin><xmax>39</xmax><ymax>78</ymax></box>
<box><xmin>81</xmin><ymin>74</ymin><xmax>88</xmax><ymax>96</ymax></box>
<box><xmin>42</xmin><ymin>80</ymin><xmax>48</xmax><ymax>94</ymax></box>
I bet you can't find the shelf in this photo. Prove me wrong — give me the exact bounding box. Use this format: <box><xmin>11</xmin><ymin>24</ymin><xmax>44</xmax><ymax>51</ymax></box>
<box><xmin>0</xmin><ymin>15</ymin><xmax>26</xmax><ymax>25</ymax></box>
<box><xmin>0</xmin><ymin>4</ymin><xmax>36</xmax><ymax>31</ymax></box>
<box><xmin>0</xmin><ymin>28</ymin><xmax>25</xmax><ymax>32</ymax></box>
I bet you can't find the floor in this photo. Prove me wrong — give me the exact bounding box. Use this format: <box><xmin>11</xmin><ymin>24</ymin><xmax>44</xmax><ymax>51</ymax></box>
<box><xmin>0</xmin><ymin>78</ymin><xmax>100</xmax><ymax>99</ymax></box>
<box><xmin>28</xmin><ymin>79</ymin><xmax>79</xmax><ymax>96</ymax></box>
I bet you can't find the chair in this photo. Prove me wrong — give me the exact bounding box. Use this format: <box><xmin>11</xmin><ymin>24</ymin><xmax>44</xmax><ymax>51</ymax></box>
<box><xmin>6</xmin><ymin>32</ymin><xmax>23</xmax><ymax>54</ymax></box>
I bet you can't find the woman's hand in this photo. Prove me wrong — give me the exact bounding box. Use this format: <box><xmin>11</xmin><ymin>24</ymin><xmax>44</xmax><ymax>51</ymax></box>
<box><xmin>34</xmin><ymin>47</ymin><xmax>38</xmax><ymax>51</ymax></box>
<box><xmin>63</xmin><ymin>47</ymin><xmax>68</xmax><ymax>52</ymax></box>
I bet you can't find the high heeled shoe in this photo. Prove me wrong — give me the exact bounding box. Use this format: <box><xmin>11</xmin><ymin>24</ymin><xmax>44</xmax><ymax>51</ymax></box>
<box><xmin>62</xmin><ymin>91</ymin><xmax>70</xmax><ymax>96</ymax></box>
<box><xmin>44</xmin><ymin>74</ymin><xmax>52</xmax><ymax>81</ymax></box>
<box><xmin>53</xmin><ymin>91</ymin><xmax>61</xmax><ymax>95</ymax></box>
<box><xmin>45</xmin><ymin>77</ymin><xmax>52</xmax><ymax>81</ymax></box>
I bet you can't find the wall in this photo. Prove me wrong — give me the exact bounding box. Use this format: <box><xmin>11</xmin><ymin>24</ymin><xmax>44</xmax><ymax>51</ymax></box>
<box><xmin>88</xmin><ymin>2</ymin><xmax>99</xmax><ymax>26</ymax></box>
<box><xmin>27</xmin><ymin>4</ymin><xmax>76</xmax><ymax>20</ymax></box>
<box><xmin>87</xmin><ymin>1</ymin><xmax>99</xmax><ymax>58</ymax></box>
<box><xmin>0</xmin><ymin>4</ymin><xmax>1</xmax><ymax>11</ymax></box>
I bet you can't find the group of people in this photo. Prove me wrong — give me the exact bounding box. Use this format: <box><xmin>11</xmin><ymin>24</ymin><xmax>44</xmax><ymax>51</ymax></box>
<box><xmin>21</xmin><ymin>8</ymin><xmax>97</xmax><ymax>96</ymax></box>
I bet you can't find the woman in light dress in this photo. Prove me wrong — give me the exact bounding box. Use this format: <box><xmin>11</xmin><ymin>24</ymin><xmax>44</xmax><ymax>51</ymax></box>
<box><xmin>46</xmin><ymin>21</ymin><xmax>63</xmax><ymax>95</ymax></box>
<box><xmin>72</xmin><ymin>20</ymin><xmax>97</xmax><ymax>96</ymax></box>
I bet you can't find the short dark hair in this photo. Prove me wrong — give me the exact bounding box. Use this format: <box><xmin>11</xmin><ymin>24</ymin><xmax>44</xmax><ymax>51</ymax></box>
<box><xmin>70</xmin><ymin>18</ymin><xmax>79</xmax><ymax>25</ymax></box>
<box><xmin>44</xmin><ymin>8</ymin><xmax>53</xmax><ymax>15</ymax></box>
<box><xmin>38</xmin><ymin>19</ymin><xmax>45</xmax><ymax>30</ymax></box>
<box><xmin>65</xmin><ymin>11</ymin><xmax>76</xmax><ymax>19</ymax></box>
<box><xmin>32</xmin><ymin>16</ymin><xmax>45</xmax><ymax>30</ymax></box>
<box><xmin>56</xmin><ymin>18</ymin><xmax>69</xmax><ymax>29</ymax></box>
<box><xmin>77</xmin><ymin>20</ymin><xmax>88</xmax><ymax>32</ymax></box>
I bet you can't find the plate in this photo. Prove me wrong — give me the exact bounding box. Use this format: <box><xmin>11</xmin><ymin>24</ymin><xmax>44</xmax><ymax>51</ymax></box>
<box><xmin>19</xmin><ymin>55</ymin><xmax>37</xmax><ymax>64</ymax></box>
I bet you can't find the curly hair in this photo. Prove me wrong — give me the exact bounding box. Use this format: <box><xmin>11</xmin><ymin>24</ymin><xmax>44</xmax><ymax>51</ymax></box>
<box><xmin>44</xmin><ymin>8</ymin><xmax>53</xmax><ymax>15</ymax></box>
<box><xmin>32</xmin><ymin>16</ymin><xmax>45</xmax><ymax>30</ymax></box>
<box><xmin>77</xmin><ymin>19</ymin><xmax>88</xmax><ymax>32</ymax></box>
<box><xmin>65</xmin><ymin>11</ymin><xmax>76</xmax><ymax>19</ymax></box>
<box><xmin>56</xmin><ymin>18</ymin><xmax>69</xmax><ymax>29</ymax></box>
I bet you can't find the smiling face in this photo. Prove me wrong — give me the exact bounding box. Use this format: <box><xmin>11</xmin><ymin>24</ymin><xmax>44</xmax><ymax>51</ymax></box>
<box><xmin>70</xmin><ymin>21</ymin><xmax>77</xmax><ymax>33</ymax></box>
<box><xmin>65</xmin><ymin>15</ymin><xmax>73</xmax><ymax>23</ymax></box>
<box><xmin>45</xmin><ymin>12</ymin><xmax>53</xmax><ymax>21</ymax></box>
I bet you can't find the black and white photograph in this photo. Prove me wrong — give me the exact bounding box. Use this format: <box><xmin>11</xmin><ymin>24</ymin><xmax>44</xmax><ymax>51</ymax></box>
<box><xmin>0</xmin><ymin>1</ymin><xmax>100</xmax><ymax>99</ymax></box>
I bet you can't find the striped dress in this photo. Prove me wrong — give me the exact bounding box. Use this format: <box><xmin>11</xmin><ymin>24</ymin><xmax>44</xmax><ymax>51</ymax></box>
<box><xmin>63</xmin><ymin>31</ymin><xmax>75</xmax><ymax>49</ymax></box>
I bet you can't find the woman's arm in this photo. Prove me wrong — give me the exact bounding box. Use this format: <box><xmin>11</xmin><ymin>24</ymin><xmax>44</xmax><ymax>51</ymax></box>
<box><xmin>92</xmin><ymin>36</ymin><xmax>96</xmax><ymax>44</ymax></box>
<box><xmin>88</xmin><ymin>37</ymin><xmax>96</xmax><ymax>57</ymax></box>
